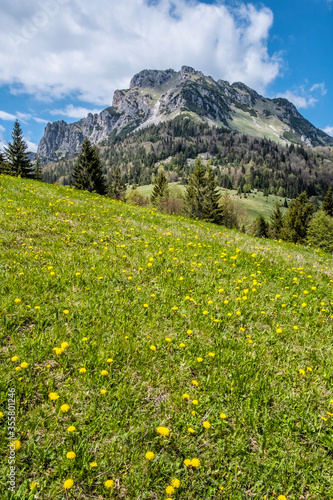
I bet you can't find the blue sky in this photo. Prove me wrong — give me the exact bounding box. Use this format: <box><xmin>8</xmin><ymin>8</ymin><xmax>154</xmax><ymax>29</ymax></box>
<box><xmin>0</xmin><ymin>0</ymin><xmax>332</xmax><ymax>151</ymax></box>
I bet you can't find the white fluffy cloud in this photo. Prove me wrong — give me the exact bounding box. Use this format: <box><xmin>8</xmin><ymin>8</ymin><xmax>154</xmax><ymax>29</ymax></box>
<box><xmin>0</xmin><ymin>0</ymin><xmax>281</xmax><ymax>106</ymax></box>
<box><xmin>50</xmin><ymin>104</ymin><xmax>103</xmax><ymax>118</ymax></box>
<box><xmin>277</xmin><ymin>82</ymin><xmax>327</xmax><ymax>109</ymax></box>
<box><xmin>323</xmin><ymin>126</ymin><xmax>333</xmax><ymax>137</ymax></box>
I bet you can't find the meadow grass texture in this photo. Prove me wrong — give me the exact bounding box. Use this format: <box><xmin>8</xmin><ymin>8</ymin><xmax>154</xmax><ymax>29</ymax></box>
<box><xmin>0</xmin><ymin>174</ymin><xmax>332</xmax><ymax>500</ymax></box>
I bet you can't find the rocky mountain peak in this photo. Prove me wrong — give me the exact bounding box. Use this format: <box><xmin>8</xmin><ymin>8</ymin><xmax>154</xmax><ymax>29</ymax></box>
<box><xmin>129</xmin><ymin>68</ymin><xmax>176</xmax><ymax>89</ymax></box>
<box><xmin>37</xmin><ymin>66</ymin><xmax>333</xmax><ymax>162</ymax></box>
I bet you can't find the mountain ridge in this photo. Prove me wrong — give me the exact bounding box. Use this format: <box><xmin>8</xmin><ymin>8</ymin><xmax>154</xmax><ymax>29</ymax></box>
<box><xmin>37</xmin><ymin>66</ymin><xmax>333</xmax><ymax>162</ymax></box>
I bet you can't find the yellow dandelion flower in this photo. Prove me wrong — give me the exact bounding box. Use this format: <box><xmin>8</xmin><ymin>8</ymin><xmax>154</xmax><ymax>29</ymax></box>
<box><xmin>53</xmin><ymin>347</ymin><xmax>64</xmax><ymax>355</ymax></box>
<box><xmin>61</xmin><ymin>342</ymin><xmax>69</xmax><ymax>349</ymax></box>
<box><xmin>307</xmin><ymin>367</ymin><xmax>312</xmax><ymax>372</ymax></box>
<box><xmin>299</xmin><ymin>369</ymin><xmax>305</xmax><ymax>375</ymax></box>
<box><xmin>208</xmin><ymin>352</ymin><xmax>215</xmax><ymax>357</ymax></box>
<box><xmin>20</xmin><ymin>362</ymin><xmax>28</xmax><ymax>369</ymax></box>
<box><xmin>30</xmin><ymin>482</ymin><xmax>39</xmax><ymax>491</ymax></box>
<box><xmin>236</xmin><ymin>311</ymin><xmax>241</xmax><ymax>316</ymax></box>
<box><xmin>184</xmin><ymin>459</ymin><xmax>191</xmax><ymax>466</ymax></box>
<box><xmin>203</xmin><ymin>310</ymin><xmax>209</xmax><ymax>315</ymax></box>
<box><xmin>48</xmin><ymin>392</ymin><xmax>59</xmax><ymax>401</ymax></box>
<box><xmin>90</xmin><ymin>462</ymin><xmax>97</xmax><ymax>467</ymax></box>
<box><xmin>150</xmin><ymin>345</ymin><xmax>156</xmax><ymax>351</ymax></box>
<box><xmin>276</xmin><ymin>328</ymin><xmax>282</xmax><ymax>334</ymax></box>
<box><xmin>187</xmin><ymin>329</ymin><xmax>193</xmax><ymax>335</ymax></box>
<box><xmin>0</xmin><ymin>412</ymin><xmax>3</xmax><ymax>418</ymax></box>
<box><xmin>321</xmin><ymin>416</ymin><xmax>327</xmax><ymax>422</ymax></box>
<box><xmin>166</xmin><ymin>486</ymin><xmax>175</xmax><ymax>495</ymax></box>
<box><xmin>107</xmin><ymin>358</ymin><xmax>113</xmax><ymax>363</ymax></box>
<box><xmin>156</xmin><ymin>426</ymin><xmax>170</xmax><ymax>437</ymax></box>
<box><xmin>192</xmin><ymin>380</ymin><xmax>198</xmax><ymax>386</ymax></box>
<box><xmin>192</xmin><ymin>400</ymin><xmax>198</xmax><ymax>405</ymax></box>
<box><xmin>191</xmin><ymin>458</ymin><xmax>200</xmax><ymax>467</ymax></box>
<box><xmin>60</xmin><ymin>404</ymin><xmax>70</xmax><ymax>413</ymax></box>
<box><xmin>63</xmin><ymin>479</ymin><xmax>74</xmax><ymax>490</ymax></box>
<box><xmin>203</xmin><ymin>421</ymin><xmax>211</xmax><ymax>429</ymax></box>
<box><xmin>197</xmin><ymin>357</ymin><xmax>203</xmax><ymax>362</ymax></box>
<box><xmin>172</xmin><ymin>306</ymin><xmax>179</xmax><ymax>310</ymax></box>
<box><xmin>66</xmin><ymin>451</ymin><xmax>76</xmax><ymax>459</ymax></box>
<box><xmin>67</xmin><ymin>426</ymin><xmax>76</xmax><ymax>432</ymax></box>
<box><xmin>105</xmin><ymin>480</ymin><xmax>114</xmax><ymax>488</ymax></box>
<box><xmin>183</xmin><ymin>393</ymin><xmax>190</xmax><ymax>399</ymax></box>
<box><xmin>179</xmin><ymin>343</ymin><xmax>185</xmax><ymax>348</ymax></box>
<box><xmin>188</xmin><ymin>427</ymin><xmax>195</xmax><ymax>433</ymax></box>
<box><xmin>191</xmin><ymin>410</ymin><xmax>197</xmax><ymax>416</ymax></box>
<box><xmin>63</xmin><ymin>310</ymin><xmax>69</xmax><ymax>314</ymax></box>
<box><xmin>145</xmin><ymin>451</ymin><xmax>155</xmax><ymax>460</ymax></box>
<box><xmin>11</xmin><ymin>440</ymin><xmax>21</xmax><ymax>451</ymax></box>
<box><xmin>100</xmin><ymin>370</ymin><xmax>108</xmax><ymax>376</ymax></box>
<box><xmin>165</xmin><ymin>337</ymin><xmax>172</xmax><ymax>342</ymax></box>
<box><xmin>301</xmin><ymin>303</ymin><xmax>307</xmax><ymax>307</ymax></box>
<box><xmin>171</xmin><ymin>478</ymin><xmax>180</xmax><ymax>488</ymax></box>
<box><xmin>82</xmin><ymin>337</ymin><xmax>88</xmax><ymax>341</ymax></box>
<box><xmin>220</xmin><ymin>413</ymin><xmax>227</xmax><ymax>419</ymax></box>
<box><xmin>14</xmin><ymin>298</ymin><xmax>21</xmax><ymax>303</ymax></box>
<box><xmin>100</xmin><ymin>389</ymin><xmax>107</xmax><ymax>394</ymax></box>
<box><xmin>11</xmin><ymin>356</ymin><xmax>19</xmax><ymax>362</ymax></box>
<box><xmin>79</xmin><ymin>367</ymin><xmax>87</xmax><ymax>373</ymax></box>
<box><xmin>277</xmin><ymin>496</ymin><xmax>287</xmax><ymax>500</ymax></box>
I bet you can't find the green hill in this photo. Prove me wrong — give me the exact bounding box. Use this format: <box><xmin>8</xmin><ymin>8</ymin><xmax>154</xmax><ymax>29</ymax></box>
<box><xmin>0</xmin><ymin>174</ymin><xmax>332</xmax><ymax>499</ymax></box>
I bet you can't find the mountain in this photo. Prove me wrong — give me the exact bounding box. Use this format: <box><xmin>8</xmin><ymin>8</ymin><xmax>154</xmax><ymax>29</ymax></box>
<box><xmin>37</xmin><ymin>66</ymin><xmax>333</xmax><ymax>162</ymax></box>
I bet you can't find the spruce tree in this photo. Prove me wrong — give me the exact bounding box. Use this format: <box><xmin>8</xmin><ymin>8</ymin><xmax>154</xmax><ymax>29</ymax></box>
<box><xmin>107</xmin><ymin>167</ymin><xmax>127</xmax><ymax>200</ymax></box>
<box><xmin>322</xmin><ymin>187</ymin><xmax>333</xmax><ymax>217</ymax></box>
<box><xmin>72</xmin><ymin>138</ymin><xmax>107</xmax><ymax>195</ymax></box>
<box><xmin>269</xmin><ymin>202</ymin><xmax>284</xmax><ymax>239</ymax></box>
<box><xmin>254</xmin><ymin>215</ymin><xmax>269</xmax><ymax>238</ymax></box>
<box><xmin>0</xmin><ymin>150</ymin><xmax>9</xmax><ymax>174</ymax></box>
<box><xmin>4</xmin><ymin>120</ymin><xmax>34</xmax><ymax>178</ymax></box>
<box><xmin>282</xmin><ymin>192</ymin><xmax>315</xmax><ymax>243</ymax></box>
<box><xmin>185</xmin><ymin>158</ymin><xmax>223</xmax><ymax>224</ymax></box>
<box><xmin>34</xmin><ymin>155</ymin><xmax>42</xmax><ymax>181</ymax></box>
<box><xmin>307</xmin><ymin>211</ymin><xmax>333</xmax><ymax>253</ymax></box>
<box><xmin>150</xmin><ymin>171</ymin><xmax>169</xmax><ymax>208</ymax></box>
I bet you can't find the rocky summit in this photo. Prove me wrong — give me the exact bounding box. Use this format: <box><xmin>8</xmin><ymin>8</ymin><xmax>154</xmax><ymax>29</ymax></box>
<box><xmin>38</xmin><ymin>66</ymin><xmax>333</xmax><ymax>162</ymax></box>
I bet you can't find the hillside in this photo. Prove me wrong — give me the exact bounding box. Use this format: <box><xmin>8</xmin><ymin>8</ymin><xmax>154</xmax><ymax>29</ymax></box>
<box><xmin>38</xmin><ymin>66</ymin><xmax>333</xmax><ymax>163</ymax></box>
<box><xmin>43</xmin><ymin>116</ymin><xmax>333</xmax><ymax>199</ymax></box>
<box><xmin>1</xmin><ymin>175</ymin><xmax>333</xmax><ymax>499</ymax></box>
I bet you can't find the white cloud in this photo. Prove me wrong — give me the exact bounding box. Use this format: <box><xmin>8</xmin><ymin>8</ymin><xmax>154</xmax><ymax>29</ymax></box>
<box><xmin>310</xmin><ymin>82</ymin><xmax>327</xmax><ymax>95</ymax></box>
<box><xmin>277</xmin><ymin>81</ymin><xmax>327</xmax><ymax>109</ymax></box>
<box><xmin>33</xmin><ymin>117</ymin><xmax>49</xmax><ymax>124</ymax></box>
<box><xmin>24</xmin><ymin>138</ymin><xmax>38</xmax><ymax>152</ymax></box>
<box><xmin>50</xmin><ymin>104</ymin><xmax>103</xmax><ymax>119</ymax></box>
<box><xmin>0</xmin><ymin>110</ymin><xmax>17</xmax><ymax>120</ymax></box>
<box><xmin>0</xmin><ymin>0</ymin><xmax>281</xmax><ymax>106</ymax></box>
<box><xmin>322</xmin><ymin>126</ymin><xmax>333</xmax><ymax>137</ymax></box>
<box><xmin>277</xmin><ymin>90</ymin><xmax>318</xmax><ymax>109</ymax></box>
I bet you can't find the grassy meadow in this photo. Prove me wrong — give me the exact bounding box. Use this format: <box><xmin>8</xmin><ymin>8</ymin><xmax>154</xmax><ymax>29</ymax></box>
<box><xmin>134</xmin><ymin>184</ymin><xmax>290</xmax><ymax>222</ymax></box>
<box><xmin>0</xmin><ymin>174</ymin><xmax>333</xmax><ymax>499</ymax></box>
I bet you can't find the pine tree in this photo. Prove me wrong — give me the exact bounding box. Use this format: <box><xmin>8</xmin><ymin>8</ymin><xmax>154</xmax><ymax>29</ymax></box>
<box><xmin>72</xmin><ymin>138</ymin><xmax>107</xmax><ymax>195</ymax></box>
<box><xmin>150</xmin><ymin>171</ymin><xmax>170</xmax><ymax>208</ymax></box>
<box><xmin>107</xmin><ymin>167</ymin><xmax>127</xmax><ymax>200</ymax></box>
<box><xmin>282</xmin><ymin>192</ymin><xmax>315</xmax><ymax>243</ymax></box>
<box><xmin>322</xmin><ymin>187</ymin><xmax>333</xmax><ymax>217</ymax></box>
<box><xmin>4</xmin><ymin>120</ymin><xmax>34</xmax><ymax>178</ymax></box>
<box><xmin>185</xmin><ymin>158</ymin><xmax>223</xmax><ymax>224</ymax></box>
<box><xmin>254</xmin><ymin>215</ymin><xmax>269</xmax><ymax>238</ymax></box>
<box><xmin>0</xmin><ymin>150</ymin><xmax>9</xmax><ymax>174</ymax></box>
<box><xmin>269</xmin><ymin>202</ymin><xmax>284</xmax><ymax>239</ymax></box>
<box><xmin>34</xmin><ymin>155</ymin><xmax>42</xmax><ymax>181</ymax></box>
<box><xmin>307</xmin><ymin>211</ymin><xmax>333</xmax><ymax>253</ymax></box>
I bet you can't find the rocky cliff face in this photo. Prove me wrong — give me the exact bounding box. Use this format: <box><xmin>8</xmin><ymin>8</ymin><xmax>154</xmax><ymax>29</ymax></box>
<box><xmin>38</xmin><ymin>66</ymin><xmax>333</xmax><ymax>161</ymax></box>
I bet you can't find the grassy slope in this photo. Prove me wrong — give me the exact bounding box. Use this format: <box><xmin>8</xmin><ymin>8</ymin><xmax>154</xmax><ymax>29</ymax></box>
<box><xmin>135</xmin><ymin>184</ymin><xmax>290</xmax><ymax>222</ymax></box>
<box><xmin>0</xmin><ymin>175</ymin><xmax>333</xmax><ymax>500</ymax></box>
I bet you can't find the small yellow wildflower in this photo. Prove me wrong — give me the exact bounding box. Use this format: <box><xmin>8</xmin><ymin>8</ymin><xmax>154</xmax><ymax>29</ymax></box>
<box><xmin>156</xmin><ymin>426</ymin><xmax>170</xmax><ymax>437</ymax></box>
<box><xmin>90</xmin><ymin>462</ymin><xmax>97</xmax><ymax>467</ymax></box>
<box><xmin>20</xmin><ymin>362</ymin><xmax>28</xmax><ymax>369</ymax></box>
<box><xmin>100</xmin><ymin>370</ymin><xmax>108</xmax><ymax>376</ymax></box>
<box><xmin>203</xmin><ymin>421</ymin><xmax>211</xmax><ymax>429</ymax></box>
<box><xmin>188</xmin><ymin>427</ymin><xmax>195</xmax><ymax>433</ymax></box>
<box><xmin>105</xmin><ymin>480</ymin><xmax>114</xmax><ymax>488</ymax></box>
<box><xmin>66</xmin><ymin>451</ymin><xmax>76</xmax><ymax>459</ymax></box>
<box><xmin>67</xmin><ymin>426</ymin><xmax>76</xmax><ymax>432</ymax></box>
<box><xmin>191</xmin><ymin>458</ymin><xmax>200</xmax><ymax>467</ymax></box>
<box><xmin>48</xmin><ymin>392</ymin><xmax>59</xmax><ymax>401</ymax></box>
<box><xmin>150</xmin><ymin>345</ymin><xmax>156</xmax><ymax>351</ymax></box>
<box><xmin>79</xmin><ymin>367</ymin><xmax>87</xmax><ymax>373</ymax></box>
<box><xmin>145</xmin><ymin>451</ymin><xmax>155</xmax><ymax>460</ymax></box>
<box><xmin>171</xmin><ymin>478</ymin><xmax>180</xmax><ymax>488</ymax></box>
<box><xmin>166</xmin><ymin>486</ymin><xmax>175</xmax><ymax>495</ymax></box>
<box><xmin>63</xmin><ymin>479</ymin><xmax>74</xmax><ymax>490</ymax></box>
<box><xmin>100</xmin><ymin>389</ymin><xmax>107</xmax><ymax>394</ymax></box>
<box><xmin>11</xmin><ymin>356</ymin><xmax>19</xmax><ymax>362</ymax></box>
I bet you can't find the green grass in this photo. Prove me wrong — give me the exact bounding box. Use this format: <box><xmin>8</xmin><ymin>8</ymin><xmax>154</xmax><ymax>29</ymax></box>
<box><xmin>0</xmin><ymin>174</ymin><xmax>333</xmax><ymax>500</ymax></box>
<box><xmin>134</xmin><ymin>184</ymin><xmax>289</xmax><ymax>222</ymax></box>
